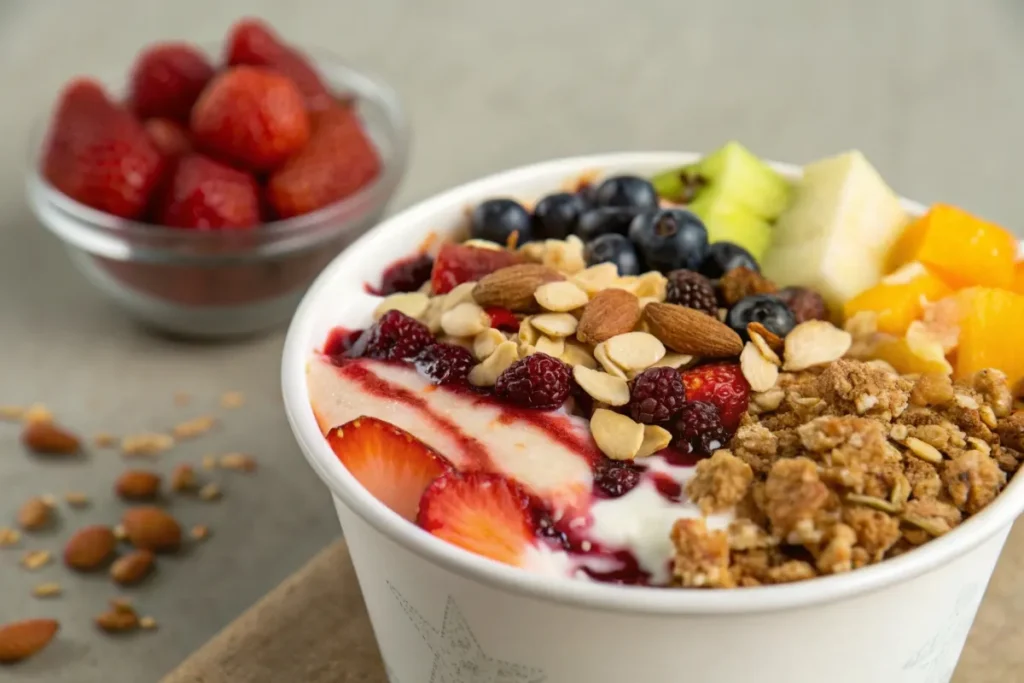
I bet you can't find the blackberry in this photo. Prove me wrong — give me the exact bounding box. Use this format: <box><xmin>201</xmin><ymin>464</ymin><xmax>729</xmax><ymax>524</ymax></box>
<box><xmin>349</xmin><ymin>310</ymin><xmax>433</xmax><ymax>362</ymax></box>
<box><xmin>627</xmin><ymin>367</ymin><xmax>687</xmax><ymax>424</ymax></box>
<box><xmin>415</xmin><ymin>343</ymin><xmax>474</xmax><ymax>386</ymax></box>
<box><xmin>494</xmin><ymin>353</ymin><xmax>571</xmax><ymax>410</ymax></box>
<box><xmin>665</xmin><ymin>269</ymin><xmax>718</xmax><ymax>316</ymax></box>
<box><xmin>671</xmin><ymin>401</ymin><xmax>729</xmax><ymax>457</ymax></box>
<box><xmin>593</xmin><ymin>458</ymin><xmax>643</xmax><ymax>498</ymax></box>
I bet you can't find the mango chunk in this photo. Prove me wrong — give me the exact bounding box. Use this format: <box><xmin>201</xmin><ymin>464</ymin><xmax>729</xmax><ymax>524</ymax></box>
<box><xmin>843</xmin><ymin>262</ymin><xmax>952</xmax><ymax>336</ymax></box>
<box><xmin>886</xmin><ymin>204</ymin><xmax>1017</xmax><ymax>289</ymax></box>
<box><xmin>954</xmin><ymin>287</ymin><xmax>1024</xmax><ymax>386</ymax></box>
<box><xmin>1011</xmin><ymin>262</ymin><xmax>1024</xmax><ymax>295</ymax></box>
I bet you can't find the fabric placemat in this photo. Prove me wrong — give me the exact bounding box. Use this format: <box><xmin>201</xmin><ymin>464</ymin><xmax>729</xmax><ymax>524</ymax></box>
<box><xmin>162</xmin><ymin>524</ymin><xmax>1024</xmax><ymax>683</ymax></box>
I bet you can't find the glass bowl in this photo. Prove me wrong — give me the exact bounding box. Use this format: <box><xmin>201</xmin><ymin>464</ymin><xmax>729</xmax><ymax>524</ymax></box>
<box><xmin>26</xmin><ymin>45</ymin><xmax>409</xmax><ymax>339</ymax></box>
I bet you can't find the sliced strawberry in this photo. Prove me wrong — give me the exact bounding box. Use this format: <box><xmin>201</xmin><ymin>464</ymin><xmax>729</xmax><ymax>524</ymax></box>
<box><xmin>680</xmin><ymin>362</ymin><xmax>750</xmax><ymax>432</ymax></box>
<box><xmin>327</xmin><ymin>417</ymin><xmax>453</xmax><ymax>522</ymax></box>
<box><xmin>485</xmin><ymin>306</ymin><xmax>520</xmax><ymax>333</ymax></box>
<box><xmin>417</xmin><ymin>472</ymin><xmax>535</xmax><ymax>567</ymax></box>
<box><xmin>430</xmin><ymin>244</ymin><xmax>523</xmax><ymax>295</ymax></box>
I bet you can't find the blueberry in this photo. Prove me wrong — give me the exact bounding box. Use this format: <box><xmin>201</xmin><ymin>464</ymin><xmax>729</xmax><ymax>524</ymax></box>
<box><xmin>584</xmin><ymin>234</ymin><xmax>641</xmax><ymax>276</ymax></box>
<box><xmin>592</xmin><ymin>175</ymin><xmax>660</xmax><ymax>211</ymax></box>
<box><xmin>628</xmin><ymin>209</ymin><xmax>708</xmax><ymax>273</ymax></box>
<box><xmin>575</xmin><ymin>207</ymin><xmax>642</xmax><ymax>242</ymax></box>
<box><xmin>698</xmin><ymin>242</ymin><xmax>759</xmax><ymax>279</ymax></box>
<box><xmin>470</xmin><ymin>199</ymin><xmax>532</xmax><ymax>245</ymax></box>
<box><xmin>726</xmin><ymin>294</ymin><xmax>797</xmax><ymax>341</ymax></box>
<box><xmin>532</xmin><ymin>193</ymin><xmax>588</xmax><ymax>240</ymax></box>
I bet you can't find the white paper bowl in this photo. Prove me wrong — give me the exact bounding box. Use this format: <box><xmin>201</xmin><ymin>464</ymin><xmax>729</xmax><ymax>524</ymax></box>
<box><xmin>282</xmin><ymin>152</ymin><xmax>1024</xmax><ymax>683</ymax></box>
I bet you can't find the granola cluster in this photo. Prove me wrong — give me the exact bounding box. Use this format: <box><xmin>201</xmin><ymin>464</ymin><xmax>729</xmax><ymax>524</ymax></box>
<box><xmin>672</xmin><ymin>360</ymin><xmax>1023</xmax><ymax>588</ymax></box>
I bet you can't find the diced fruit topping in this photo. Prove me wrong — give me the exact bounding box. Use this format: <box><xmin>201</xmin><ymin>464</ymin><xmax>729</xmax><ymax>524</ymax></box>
<box><xmin>685</xmin><ymin>141</ymin><xmax>792</xmax><ymax>220</ymax></box>
<box><xmin>377</xmin><ymin>253</ymin><xmax>434</xmax><ymax>295</ymax></box>
<box><xmin>267</xmin><ymin>104</ymin><xmax>381</xmax><ymax>219</ymax></box>
<box><xmin>664</xmin><ymin>269</ymin><xmax>718</xmax><ymax>316</ymax></box>
<box><xmin>157</xmin><ymin>154</ymin><xmax>260</xmax><ymax>229</ymax></box>
<box><xmin>583</xmin><ymin>233</ymin><xmax>641</xmax><ymax>276</ymax></box>
<box><xmin>886</xmin><ymin>204</ymin><xmax>1018</xmax><ymax>290</ymax></box>
<box><xmin>951</xmin><ymin>287</ymin><xmax>1024</xmax><ymax>387</ymax></box>
<box><xmin>470</xmin><ymin>199</ymin><xmax>532</xmax><ymax>246</ymax></box>
<box><xmin>144</xmin><ymin>118</ymin><xmax>193</xmax><ymax>158</ymax></box>
<box><xmin>680</xmin><ymin>363</ymin><xmax>750</xmax><ymax>432</ymax></box>
<box><xmin>532</xmin><ymin>192</ymin><xmax>589</xmax><ymax>240</ymax></box>
<box><xmin>485</xmin><ymin>307</ymin><xmax>520</xmax><ymax>332</ymax></box>
<box><xmin>576</xmin><ymin>207</ymin><xmax>639</xmax><ymax>242</ymax></box>
<box><xmin>843</xmin><ymin>263</ymin><xmax>952</xmax><ymax>336</ymax></box>
<box><xmin>777</xmin><ymin>286</ymin><xmax>830</xmax><ymax>324</ymax></box>
<box><xmin>224</xmin><ymin>18</ymin><xmax>332</xmax><ymax>111</ymax></box>
<box><xmin>430</xmin><ymin>243</ymin><xmax>523</xmax><ymax>295</ymax></box>
<box><xmin>628</xmin><ymin>209</ymin><xmax>708</xmax><ymax>272</ymax></box>
<box><xmin>42</xmin><ymin>79</ymin><xmax>164</xmax><ymax>219</ymax></box>
<box><xmin>627</xmin><ymin>367</ymin><xmax>687</xmax><ymax>424</ymax></box>
<box><xmin>128</xmin><ymin>43</ymin><xmax>215</xmax><ymax>123</ymax></box>
<box><xmin>698</xmin><ymin>241</ymin><xmax>759</xmax><ymax>279</ymax></box>
<box><xmin>593</xmin><ymin>458</ymin><xmax>643</xmax><ymax>498</ymax></box>
<box><xmin>190</xmin><ymin>66</ymin><xmax>310</xmax><ymax>172</ymax></box>
<box><xmin>592</xmin><ymin>175</ymin><xmax>659</xmax><ymax>211</ymax></box>
<box><xmin>725</xmin><ymin>294</ymin><xmax>796</xmax><ymax>343</ymax></box>
<box><xmin>415</xmin><ymin>343</ymin><xmax>474</xmax><ymax>386</ymax></box>
<box><xmin>417</xmin><ymin>471</ymin><xmax>535</xmax><ymax>566</ymax></box>
<box><xmin>671</xmin><ymin>401</ymin><xmax>728</xmax><ymax>457</ymax></box>
<box><xmin>327</xmin><ymin>417</ymin><xmax>453</xmax><ymax>522</ymax></box>
<box><xmin>494</xmin><ymin>353</ymin><xmax>572</xmax><ymax>410</ymax></box>
<box><xmin>349</xmin><ymin>310</ymin><xmax>434</xmax><ymax>362</ymax></box>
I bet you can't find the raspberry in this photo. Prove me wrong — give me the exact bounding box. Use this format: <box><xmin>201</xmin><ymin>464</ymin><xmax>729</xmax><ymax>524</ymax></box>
<box><xmin>671</xmin><ymin>401</ymin><xmax>729</xmax><ymax>457</ymax></box>
<box><xmin>349</xmin><ymin>310</ymin><xmax>433</xmax><ymax>361</ymax></box>
<box><xmin>415</xmin><ymin>343</ymin><xmax>474</xmax><ymax>386</ymax></box>
<box><xmin>494</xmin><ymin>353</ymin><xmax>571</xmax><ymax>410</ymax></box>
<box><xmin>627</xmin><ymin>367</ymin><xmax>687</xmax><ymax>424</ymax></box>
<box><xmin>778</xmin><ymin>286</ymin><xmax>830</xmax><ymax>324</ymax></box>
<box><xmin>665</xmin><ymin>269</ymin><xmax>718</xmax><ymax>316</ymax></box>
<box><xmin>377</xmin><ymin>254</ymin><xmax>434</xmax><ymax>295</ymax></box>
<box><xmin>680</xmin><ymin>363</ymin><xmax>750</xmax><ymax>432</ymax></box>
<box><xmin>593</xmin><ymin>459</ymin><xmax>643</xmax><ymax>498</ymax></box>
<box><xmin>485</xmin><ymin>306</ymin><xmax>520</xmax><ymax>333</ymax></box>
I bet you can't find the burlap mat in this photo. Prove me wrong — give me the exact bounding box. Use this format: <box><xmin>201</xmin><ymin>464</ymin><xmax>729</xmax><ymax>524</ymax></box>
<box><xmin>162</xmin><ymin>524</ymin><xmax>1024</xmax><ymax>683</ymax></box>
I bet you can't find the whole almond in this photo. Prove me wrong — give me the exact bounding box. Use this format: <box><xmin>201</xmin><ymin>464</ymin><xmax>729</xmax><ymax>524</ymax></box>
<box><xmin>114</xmin><ymin>470</ymin><xmax>162</xmax><ymax>501</ymax></box>
<box><xmin>122</xmin><ymin>507</ymin><xmax>181</xmax><ymax>553</ymax></box>
<box><xmin>576</xmin><ymin>289</ymin><xmax>642</xmax><ymax>344</ymax></box>
<box><xmin>472</xmin><ymin>264</ymin><xmax>564</xmax><ymax>311</ymax></box>
<box><xmin>21</xmin><ymin>421</ymin><xmax>80</xmax><ymax>455</ymax></box>
<box><xmin>95</xmin><ymin>608</ymin><xmax>139</xmax><ymax>633</ymax></box>
<box><xmin>17</xmin><ymin>497</ymin><xmax>53</xmax><ymax>531</ymax></box>
<box><xmin>644</xmin><ymin>302</ymin><xmax>743</xmax><ymax>358</ymax></box>
<box><xmin>0</xmin><ymin>618</ymin><xmax>59</xmax><ymax>663</ymax></box>
<box><xmin>110</xmin><ymin>549</ymin><xmax>155</xmax><ymax>586</ymax></box>
<box><xmin>64</xmin><ymin>525</ymin><xmax>117</xmax><ymax>571</ymax></box>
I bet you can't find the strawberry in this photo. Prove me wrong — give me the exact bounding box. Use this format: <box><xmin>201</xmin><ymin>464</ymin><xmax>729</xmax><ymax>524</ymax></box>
<box><xmin>485</xmin><ymin>306</ymin><xmax>520</xmax><ymax>332</ymax></box>
<box><xmin>327</xmin><ymin>416</ymin><xmax>453</xmax><ymax>522</ymax></box>
<box><xmin>144</xmin><ymin>118</ymin><xmax>192</xmax><ymax>159</ymax></box>
<box><xmin>266</xmin><ymin>105</ymin><xmax>380</xmax><ymax>219</ymax></box>
<box><xmin>158</xmin><ymin>153</ymin><xmax>260</xmax><ymax>229</ymax></box>
<box><xmin>128</xmin><ymin>43</ymin><xmax>214</xmax><ymax>123</ymax></box>
<box><xmin>224</xmin><ymin>18</ymin><xmax>332</xmax><ymax>111</ymax></box>
<box><xmin>190</xmin><ymin>66</ymin><xmax>310</xmax><ymax>172</ymax></box>
<box><xmin>679</xmin><ymin>362</ymin><xmax>750</xmax><ymax>432</ymax></box>
<box><xmin>42</xmin><ymin>79</ymin><xmax>164</xmax><ymax>219</ymax></box>
<box><xmin>430</xmin><ymin>243</ymin><xmax>523</xmax><ymax>295</ymax></box>
<box><xmin>417</xmin><ymin>472</ymin><xmax>535</xmax><ymax>567</ymax></box>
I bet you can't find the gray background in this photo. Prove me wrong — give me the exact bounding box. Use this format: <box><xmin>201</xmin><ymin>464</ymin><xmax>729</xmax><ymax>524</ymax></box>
<box><xmin>1</xmin><ymin>1</ymin><xmax>1022</xmax><ymax>681</ymax></box>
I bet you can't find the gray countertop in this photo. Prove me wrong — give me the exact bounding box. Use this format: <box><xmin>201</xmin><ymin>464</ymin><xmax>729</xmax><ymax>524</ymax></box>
<box><xmin>1</xmin><ymin>1</ymin><xmax>1022</xmax><ymax>681</ymax></box>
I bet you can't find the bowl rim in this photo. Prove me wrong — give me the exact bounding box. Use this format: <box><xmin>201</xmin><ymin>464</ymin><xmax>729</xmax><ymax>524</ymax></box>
<box><xmin>282</xmin><ymin>150</ymin><xmax>1024</xmax><ymax>616</ymax></box>
<box><xmin>27</xmin><ymin>45</ymin><xmax>410</xmax><ymax>258</ymax></box>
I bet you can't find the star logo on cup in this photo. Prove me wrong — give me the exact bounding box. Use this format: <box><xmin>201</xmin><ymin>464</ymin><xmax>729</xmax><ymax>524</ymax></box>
<box><xmin>389</xmin><ymin>583</ymin><xmax>547</xmax><ymax>683</ymax></box>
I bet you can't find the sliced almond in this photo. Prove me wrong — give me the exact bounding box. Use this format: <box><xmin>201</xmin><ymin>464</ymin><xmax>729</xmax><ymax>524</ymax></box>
<box><xmin>627</xmin><ymin>271</ymin><xmax>668</xmax><ymax>300</ymax></box>
<box><xmin>32</xmin><ymin>582</ymin><xmax>62</xmax><ymax>598</ymax></box>
<box><xmin>535</xmin><ymin>336</ymin><xmax>565</xmax><ymax>358</ymax></box>
<box><xmin>473</xmin><ymin>264</ymin><xmax>563</xmax><ymax>311</ymax></box>
<box><xmin>421</xmin><ymin>296</ymin><xmax>444</xmax><ymax>334</ymax></box>
<box><xmin>748</xmin><ymin>322</ymin><xmax>784</xmax><ymax>355</ymax></box>
<box><xmin>65</xmin><ymin>492</ymin><xmax>90</xmax><ymax>508</ymax></box>
<box><xmin>541</xmin><ymin>236</ymin><xmax>586</xmax><ymax>275</ymax></box>
<box><xmin>782</xmin><ymin>321</ymin><xmax>853</xmax><ymax>372</ymax></box>
<box><xmin>576</xmin><ymin>289</ymin><xmax>642</xmax><ymax>345</ymax></box>
<box><xmin>604</xmin><ymin>332</ymin><xmax>666</xmax><ymax>371</ymax></box>
<box><xmin>121</xmin><ymin>433</ymin><xmax>174</xmax><ymax>457</ymax></box>
<box><xmin>441</xmin><ymin>281</ymin><xmax>478</xmax><ymax>312</ymax></box>
<box><xmin>534</xmin><ymin>280</ymin><xmax>589</xmax><ymax>312</ymax></box>
<box><xmin>590</xmin><ymin>409</ymin><xmax>644</xmax><ymax>461</ymax></box>
<box><xmin>637</xmin><ymin>425</ymin><xmax>673</xmax><ymax>458</ymax></box>
<box><xmin>219</xmin><ymin>391</ymin><xmax>245</xmax><ymax>409</ymax></box>
<box><xmin>740</xmin><ymin>342</ymin><xmax>779</xmax><ymax>392</ymax></box>
<box><xmin>21</xmin><ymin>421</ymin><xmax>80</xmax><ymax>455</ymax></box>
<box><xmin>462</xmin><ymin>238</ymin><xmax>504</xmax><ymax>251</ymax></box>
<box><xmin>749</xmin><ymin>329</ymin><xmax>782</xmax><ymax>366</ymax></box>
<box><xmin>571</xmin><ymin>263</ymin><xmax>620</xmax><ymax>295</ymax></box>
<box><xmin>199</xmin><ymin>483</ymin><xmax>222</xmax><ymax>501</ymax></box>
<box><xmin>469</xmin><ymin>341</ymin><xmax>519</xmax><ymax>387</ymax></box>
<box><xmin>110</xmin><ymin>550</ymin><xmax>155</xmax><ymax>586</ymax></box>
<box><xmin>441</xmin><ymin>302</ymin><xmax>489</xmax><ymax>337</ymax></box>
<box><xmin>373</xmin><ymin>292</ymin><xmax>430</xmax><ymax>321</ymax></box>
<box><xmin>170</xmin><ymin>464</ymin><xmax>197</xmax><ymax>492</ymax></box>
<box><xmin>17</xmin><ymin>497</ymin><xmax>53</xmax><ymax>532</ymax></box>
<box><xmin>0</xmin><ymin>405</ymin><xmax>24</xmax><ymax>421</ymax></box>
<box><xmin>650</xmin><ymin>352</ymin><xmax>695</xmax><ymax>370</ymax></box>
<box><xmin>139</xmin><ymin>616</ymin><xmax>158</xmax><ymax>630</ymax></box>
<box><xmin>560</xmin><ymin>340</ymin><xmax>598</xmax><ymax>369</ymax></box>
<box><xmin>518</xmin><ymin>317</ymin><xmax>539</xmax><ymax>346</ymax></box>
<box><xmin>472</xmin><ymin>328</ymin><xmax>505</xmax><ymax>361</ymax></box>
<box><xmin>22</xmin><ymin>404</ymin><xmax>53</xmax><ymax>424</ymax></box>
<box><xmin>21</xmin><ymin>550</ymin><xmax>51</xmax><ymax>570</ymax></box>
<box><xmin>190</xmin><ymin>524</ymin><xmax>210</xmax><ymax>541</ymax></box>
<box><xmin>573</xmin><ymin>366</ymin><xmax>630</xmax><ymax>406</ymax></box>
<box><xmin>219</xmin><ymin>452</ymin><xmax>257</xmax><ymax>472</ymax></box>
<box><xmin>593</xmin><ymin>342</ymin><xmax>627</xmax><ymax>380</ymax></box>
<box><xmin>0</xmin><ymin>528</ymin><xmax>21</xmax><ymax>547</ymax></box>
<box><xmin>644</xmin><ymin>302</ymin><xmax>743</xmax><ymax>358</ymax></box>
<box><xmin>531</xmin><ymin>313</ymin><xmax>578</xmax><ymax>338</ymax></box>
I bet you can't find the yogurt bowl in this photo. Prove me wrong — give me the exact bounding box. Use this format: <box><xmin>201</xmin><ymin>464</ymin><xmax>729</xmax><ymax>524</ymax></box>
<box><xmin>282</xmin><ymin>152</ymin><xmax>1024</xmax><ymax>683</ymax></box>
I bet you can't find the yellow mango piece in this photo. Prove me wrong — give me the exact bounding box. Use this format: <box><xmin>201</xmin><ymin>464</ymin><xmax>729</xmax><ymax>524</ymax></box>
<box><xmin>843</xmin><ymin>263</ymin><xmax>952</xmax><ymax>336</ymax></box>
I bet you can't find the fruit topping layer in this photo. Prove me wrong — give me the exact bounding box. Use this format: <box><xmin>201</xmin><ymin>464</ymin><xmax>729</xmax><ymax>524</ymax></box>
<box><xmin>40</xmin><ymin>18</ymin><xmax>380</xmax><ymax>229</ymax></box>
<box><xmin>311</xmin><ymin>145</ymin><xmax>1023</xmax><ymax>588</ymax></box>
